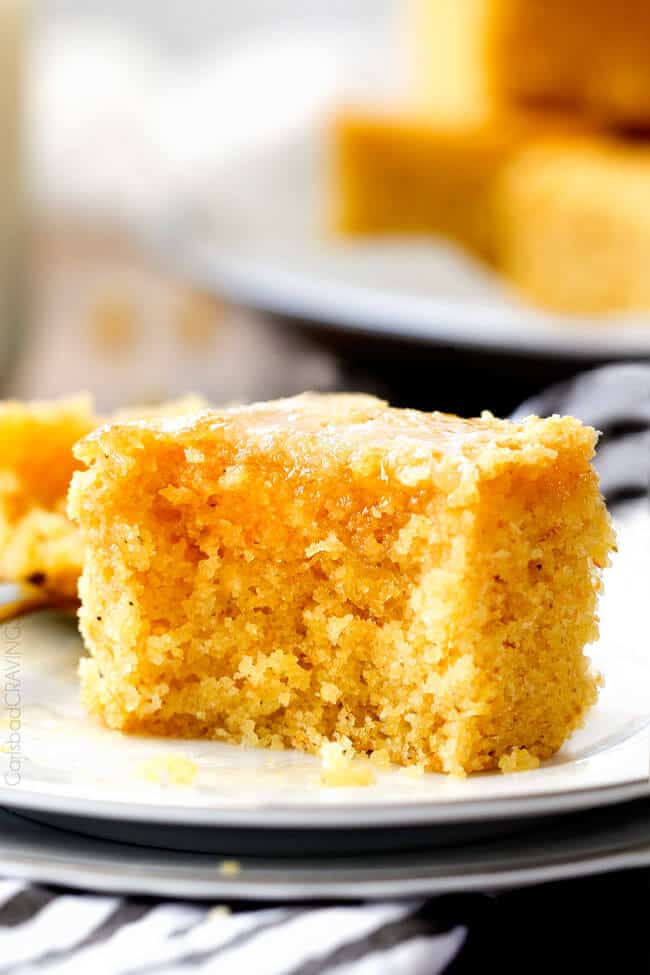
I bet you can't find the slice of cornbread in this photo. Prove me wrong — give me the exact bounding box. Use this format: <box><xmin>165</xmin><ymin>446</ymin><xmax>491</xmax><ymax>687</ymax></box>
<box><xmin>0</xmin><ymin>394</ymin><xmax>208</xmax><ymax>600</ymax></box>
<box><xmin>409</xmin><ymin>0</ymin><xmax>650</xmax><ymax>128</ymax></box>
<box><xmin>69</xmin><ymin>393</ymin><xmax>614</xmax><ymax>775</ymax></box>
<box><xmin>331</xmin><ymin>111</ymin><xmax>521</xmax><ymax>261</ymax></box>
<box><xmin>331</xmin><ymin>110</ymin><xmax>584</xmax><ymax>265</ymax></box>
<box><xmin>0</xmin><ymin>396</ymin><xmax>96</xmax><ymax>599</ymax></box>
<box><xmin>497</xmin><ymin>138</ymin><xmax>650</xmax><ymax>313</ymax></box>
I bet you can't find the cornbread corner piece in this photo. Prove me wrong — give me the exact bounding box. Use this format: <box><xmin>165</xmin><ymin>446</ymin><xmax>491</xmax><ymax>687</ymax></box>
<box><xmin>330</xmin><ymin>109</ymin><xmax>521</xmax><ymax>261</ymax></box>
<box><xmin>409</xmin><ymin>0</ymin><xmax>650</xmax><ymax>128</ymax></box>
<box><xmin>69</xmin><ymin>394</ymin><xmax>614</xmax><ymax>775</ymax></box>
<box><xmin>0</xmin><ymin>395</ymin><xmax>96</xmax><ymax>599</ymax></box>
<box><xmin>496</xmin><ymin>138</ymin><xmax>650</xmax><ymax>313</ymax></box>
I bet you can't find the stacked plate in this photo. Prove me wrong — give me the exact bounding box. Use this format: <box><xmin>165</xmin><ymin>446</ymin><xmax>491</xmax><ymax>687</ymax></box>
<box><xmin>0</xmin><ymin>504</ymin><xmax>648</xmax><ymax>900</ymax></box>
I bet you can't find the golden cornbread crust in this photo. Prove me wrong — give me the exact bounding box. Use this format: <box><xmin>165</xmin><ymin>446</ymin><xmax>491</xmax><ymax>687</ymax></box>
<box><xmin>69</xmin><ymin>394</ymin><xmax>614</xmax><ymax>775</ymax></box>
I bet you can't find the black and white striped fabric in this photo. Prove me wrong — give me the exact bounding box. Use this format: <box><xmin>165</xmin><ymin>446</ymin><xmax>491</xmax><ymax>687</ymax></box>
<box><xmin>513</xmin><ymin>362</ymin><xmax>650</xmax><ymax>508</ymax></box>
<box><xmin>0</xmin><ymin>881</ymin><xmax>466</xmax><ymax>974</ymax></box>
<box><xmin>1</xmin><ymin>363</ymin><xmax>648</xmax><ymax>975</ymax></box>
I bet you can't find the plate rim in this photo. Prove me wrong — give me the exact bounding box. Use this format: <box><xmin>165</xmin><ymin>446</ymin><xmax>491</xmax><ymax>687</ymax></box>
<box><xmin>171</xmin><ymin>235</ymin><xmax>650</xmax><ymax>362</ymax></box>
<box><xmin>2</xmin><ymin>804</ymin><xmax>650</xmax><ymax>900</ymax></box>
<box><xmin>3</xmin><ymin>772</ymin><xmax>649</xmax><ymax>830</ymax></box>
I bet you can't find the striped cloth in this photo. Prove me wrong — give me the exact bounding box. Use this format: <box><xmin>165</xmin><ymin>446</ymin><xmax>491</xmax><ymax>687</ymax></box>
<box><xmin>1</xmin><ymin>363</ymin><xmax>648</xmax><ymax>974</ymax></box>
<box><xmin>513</xmin><ymin>362</ymin><xmax>650</xmax><ymax>507</ymax></box>
<box><xmin>0</xmin><ymin>881</ymin><xmax>466</xmax><ymax>974</ymax></box>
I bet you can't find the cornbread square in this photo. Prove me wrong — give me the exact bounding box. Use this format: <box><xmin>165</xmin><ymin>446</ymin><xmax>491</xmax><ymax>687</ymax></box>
<box><xmin>69</xmin><ymin>394</ymin><xmax>614</xmax><ymax>775</ymax></box>
<box><xmin>409</xmin><ymin>0</ymin><xmax>650</xmax><ymax>128</ymax></box>
<box><xmin>0</xmin><ymin>396</ymin><xmax>96</xmax><ymax>599</ymax></box>
<box><xmin>0</xmin><ymin>394</ymin><xmax>208</xmax><ymax>600</ymax></box>
<box><xmin>331</xmin><ymin>110</ymin><xmax>521</xmax><ymax>261</ymax></box>
<box><xmin>497</xmin><ymin>138</ymin><xmax>650</xmax><ymax>313</ymax></box>
<box><xmin>331</xmin><ymin>109</ymin><xmax>581</xmax><ymax>261</ymax></box>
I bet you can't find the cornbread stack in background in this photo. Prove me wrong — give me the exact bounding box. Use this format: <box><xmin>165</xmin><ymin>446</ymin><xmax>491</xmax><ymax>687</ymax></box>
<box><xmin>332</xmin><ymin>0</ymin><xmax>650</xmax><ymax>315</ymax></box>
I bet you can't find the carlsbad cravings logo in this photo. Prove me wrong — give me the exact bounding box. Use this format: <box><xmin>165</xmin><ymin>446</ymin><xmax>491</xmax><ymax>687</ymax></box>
<box><xmin>2</xmin><ymin>621</ymin><xmax>22</xmax><ymax>786</ymax></box>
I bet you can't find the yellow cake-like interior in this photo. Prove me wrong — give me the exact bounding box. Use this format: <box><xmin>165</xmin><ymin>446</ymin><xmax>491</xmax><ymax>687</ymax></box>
<box><xmin>69</xmin><ymin>393</ymin><xmax>614</xmax><ymax>775</ymax></box>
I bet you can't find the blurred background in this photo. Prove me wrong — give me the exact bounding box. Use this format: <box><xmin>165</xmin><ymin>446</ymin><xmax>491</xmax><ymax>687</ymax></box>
<box><xmin>3</xmin><ymin>0</ymin><xmax>650</xmax><ymax>416</ymax></box>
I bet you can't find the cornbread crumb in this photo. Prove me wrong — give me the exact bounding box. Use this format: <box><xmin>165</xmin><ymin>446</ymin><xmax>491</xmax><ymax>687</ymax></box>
<box><xmin>498</xmin><ymin>747</ymin><xmax>541</xmax><ymax>774</ymax></box>
<box><xmin>217</xmin><ymin>860</ymin><xmax>241</xmax><ymax>877</ymax></box>
<box><xmin>320</xmin><ymin>741</ymin><xmax>377</xmax><ymax>788</ymax></box>
<box><xmin>397</xmin><ymin>763</ymin><xmax>426</xmax><ymax>779</ymax></box>
<box><xmin>136</xmin><ymin>752</ymin><xmax>198</xmax><ymax>786</ymax></box>
<box><xmin>206</xmin><ymin>905</ymin><xmax>232</xmax><ymax>921</ymax></box>
<box><xmin>70</xmin><ymin>393</ymin><xmax>613</xmax><ymax>775</ymax></box>
<box><xmin>369</xmin><ymin>748</ymin><xmax>392</xmax><ymax>769</ymax></box>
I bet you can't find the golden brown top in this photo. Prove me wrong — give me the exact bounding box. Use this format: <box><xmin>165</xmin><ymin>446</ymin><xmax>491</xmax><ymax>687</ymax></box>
<box><xmin>75</xmin><ymin>393</ymin><xmax>598</xmax><ymax>490</ymax></box>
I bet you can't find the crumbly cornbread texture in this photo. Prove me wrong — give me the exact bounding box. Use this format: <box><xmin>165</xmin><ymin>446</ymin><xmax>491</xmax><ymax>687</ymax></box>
<box><xmin>496</xmin><ymin>139</ymin><xmax>650</xmax><ymax>313</ymax></box>
<box><xmin>409</xmin><ymin>0</ymin><xmax>650</xmax><ymax>128</ymax></box>
<box><xmin>69</xmin><ymin>394</ymin><xmax>614</xmax><ymax>775</ymax></box>
<box><xmin>0</xmin><ymin>394</ymin><xmax>207</xmax><ymax>600</ymax></box>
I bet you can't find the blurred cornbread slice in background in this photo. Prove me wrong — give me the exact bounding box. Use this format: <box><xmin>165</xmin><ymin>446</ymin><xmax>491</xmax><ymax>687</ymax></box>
<box><xmin>0</xmin><ymin>394</ymin><xmax>208</xmax><ymax>600</ymax></box>
<box><xmin>497</xmin><ymin>138</ymin><xmax>650</xmax><ymax>312</ymax></box>
<box><xmin>331</xmin><ymin>111</ymin><xmax>650</xmax><ymax>314</ymax></box>
<box><xmin>70</xmin><ymin>393</ymin><xmax>613</xmax><ymax>775</ymax></box>
<box><xmin>409</xmin><ymin>0</ymin><xmax>650</xmax><ymax>129</ymax></box>
<box><xmin>331</xmin><ymin>111</ymin><xmax>521</xmax><ymax>261</ymax></box>
<box><xmin>331</xmin><ymin>109</ymin><xmax>583</xmax><ymax>263</ymax></box>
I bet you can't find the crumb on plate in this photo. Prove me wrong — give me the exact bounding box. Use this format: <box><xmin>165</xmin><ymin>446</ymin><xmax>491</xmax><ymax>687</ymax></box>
<box><xmin>136</xmin><ymin>751</ymin><xmax>198</xmax><ymax>786</ymax></box>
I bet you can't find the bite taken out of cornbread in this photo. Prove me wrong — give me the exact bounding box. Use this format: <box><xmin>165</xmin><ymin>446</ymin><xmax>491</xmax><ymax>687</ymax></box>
<box><xmin>0</xmin><ymin>394</ymin><xmax>207</xmax><ymax>601</ymax></box>
<box><xmin>69</xmin><ymin>393</ymin><xmax>615</xmax><ymax>776</ymax></box>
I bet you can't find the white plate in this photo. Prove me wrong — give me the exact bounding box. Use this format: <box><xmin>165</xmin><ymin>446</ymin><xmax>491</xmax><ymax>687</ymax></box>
<box><xmin>180</xmin><ymin>219</ymin><xmax>650</xmax><ymax>361</ymax></box>
<box><xmin>162</xmin><ymin>7</ymin><xmax>650</xmax><ymax>362</ymax></box>
<box><xmin>0</xmin><ymin>504</ymin><xmax>648</xmax><ymax>832</ymax></box>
